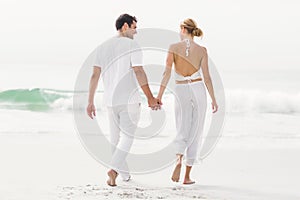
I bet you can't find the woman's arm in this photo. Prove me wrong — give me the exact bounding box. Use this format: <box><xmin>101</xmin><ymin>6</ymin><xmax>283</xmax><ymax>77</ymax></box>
<box><xmin>157</xmin><ymin>48</ymin><xmax>174</xmax><ymax>103</ymax></box>
<box><xmin>201</xmin><ymin>48</ymin><xmax>218</xmax><ymax>113</ymax></box>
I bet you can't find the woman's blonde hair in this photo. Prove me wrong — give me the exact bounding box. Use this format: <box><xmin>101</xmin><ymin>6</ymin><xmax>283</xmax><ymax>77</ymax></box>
<box><xmin>180</xmin><ymin>18</ymin><xmax>203</xmax><ymax>37</ymax></box>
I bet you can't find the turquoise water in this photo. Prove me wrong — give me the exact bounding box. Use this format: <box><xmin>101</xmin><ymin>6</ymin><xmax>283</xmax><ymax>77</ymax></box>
<box><xmin>1</xmin><ymin>87</ymin><xmax>300</xmax><ymax>114</ymax></box>
<box><xmin>0</xmin><ymin>88</ymin><xmax>71</xmax><ymax>111</ymax></box>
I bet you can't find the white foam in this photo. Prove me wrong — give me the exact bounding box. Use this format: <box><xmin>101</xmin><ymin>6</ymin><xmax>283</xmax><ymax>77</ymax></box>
<box><xmin>226</xmin><ymin>89</ymin><xmax>300</xmax><ymax>114</ymax></box>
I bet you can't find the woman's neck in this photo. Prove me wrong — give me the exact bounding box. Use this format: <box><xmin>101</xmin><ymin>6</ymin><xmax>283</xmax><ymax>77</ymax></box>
<box><xmin>182</xmin><ymin>35</ymin><xmax>193</xmax><ymax>41</ymax></box>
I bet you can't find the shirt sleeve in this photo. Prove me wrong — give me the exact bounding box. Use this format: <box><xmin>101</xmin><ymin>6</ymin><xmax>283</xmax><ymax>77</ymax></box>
<box><xmin>92</xmin><ymin>46</ymin><xmax>103</xmax><ymax>69</ymax></box>
<box><xmin>130</xmin><ymin>40</ymin><xmax>143</xmax><ymax>67</ymax></box>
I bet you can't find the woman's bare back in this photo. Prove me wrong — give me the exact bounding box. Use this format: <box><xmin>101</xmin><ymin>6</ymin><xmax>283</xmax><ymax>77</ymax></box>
<box><xmin>170</xmin><ymin>40</ymin><xmax>206</xmax><ymax>76</ymax></box>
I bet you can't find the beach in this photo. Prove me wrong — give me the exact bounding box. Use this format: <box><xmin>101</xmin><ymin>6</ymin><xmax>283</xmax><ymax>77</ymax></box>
<box><xmin>0</xmin><ymin>107</ymin><xmax>299</xmax><ymax>200</ymax></box>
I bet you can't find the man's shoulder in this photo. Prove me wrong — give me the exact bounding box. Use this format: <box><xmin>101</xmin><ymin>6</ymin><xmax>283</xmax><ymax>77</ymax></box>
<box><xmin>99</xmin><ymin>36</ymin><xmax>119</xmax><ymax>47</ymax></box>
<box><xmin>95</xmin><ymin>37</ymin><xmax>140</xmax><ymax>55</ymax></box>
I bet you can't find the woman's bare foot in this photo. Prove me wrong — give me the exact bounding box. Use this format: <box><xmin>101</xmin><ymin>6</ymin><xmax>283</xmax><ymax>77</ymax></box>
<box><xmin>183</xmin><ymin>165</ymin><xmax>195</xmax><ymax>184</ymax></box>
<box><xmin>171</xmin><ymin>155</ymin><xmax>183</xmax><ymax>182</ymax></box>
<box><xmin>107</xmin><ymin>169</ymin><xmax>118</xmax><ymax>187</ymax></box>
<box><xmin>183</xmin><ymin>178</ymin><xmax>195</xmax><ymax>185</ymax></box>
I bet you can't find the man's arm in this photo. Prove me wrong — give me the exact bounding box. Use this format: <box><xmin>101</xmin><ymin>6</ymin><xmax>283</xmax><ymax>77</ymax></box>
<box><xmin>87</xmin><ymin>66</ymin><xmax>101</xmax><ymax>119</ymax></box>
<box><xmin>132</xmin><ymin>66</ymin><xmax>160</xmax><ymax>110</ymax></box>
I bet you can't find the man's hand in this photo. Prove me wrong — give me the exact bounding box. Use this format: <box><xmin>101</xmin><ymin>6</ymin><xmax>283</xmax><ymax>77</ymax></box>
<box><xmin>148</xmin><ymin>97</ymin><xmax>161</xmax><ymax>110</ymax></box>
<box><xmin>86</xmin><ymin>103</ymin><xmax>96</xmax><ymax>119</ymax></box>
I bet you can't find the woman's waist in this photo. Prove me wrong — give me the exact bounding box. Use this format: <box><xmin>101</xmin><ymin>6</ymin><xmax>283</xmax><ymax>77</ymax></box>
<box><xmin>175</xmin><ymin>77</ymin><xmax>203</xmax><ymax>84</ymax></box>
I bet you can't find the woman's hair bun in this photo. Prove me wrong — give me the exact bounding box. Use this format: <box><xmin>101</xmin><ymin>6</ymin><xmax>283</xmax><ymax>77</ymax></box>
<box><xmin>181</xmin><ymin>18</ymin><xmax>203</xmax><ymax>37</ymax></box>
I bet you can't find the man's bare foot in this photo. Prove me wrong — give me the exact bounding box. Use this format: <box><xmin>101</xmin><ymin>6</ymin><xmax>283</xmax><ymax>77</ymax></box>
<box><xmin>107</xmin><ymin>169</ymin><xmax>118</xmax><ymax>187</ymax></box>
<box><xmin>171</xmin><ymin>160</ymin><xmax>182</xmax><ymax>182</ymax></box>
<box><xmin>183</xmin><ymin>178</ymin><xmax>195</xmax><ymax>185</ymax></box>
<box><xmin>123</xmin><ymin>175</ymin><xmax>131</xmax><ymax>182</ymax></box>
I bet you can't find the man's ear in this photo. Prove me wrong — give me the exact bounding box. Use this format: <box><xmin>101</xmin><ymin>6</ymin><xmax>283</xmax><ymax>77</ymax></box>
<box><xmin>122</xmin><ymin>22</ymin><xmax>129</xmax><ymax>31</ymax></box>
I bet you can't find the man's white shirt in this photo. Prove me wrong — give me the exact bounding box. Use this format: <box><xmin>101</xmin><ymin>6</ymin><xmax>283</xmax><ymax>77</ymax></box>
<box><xmin>93</xmin><ymin>36</ymin><xmax>143</xmax><ymax>107</ymax></box>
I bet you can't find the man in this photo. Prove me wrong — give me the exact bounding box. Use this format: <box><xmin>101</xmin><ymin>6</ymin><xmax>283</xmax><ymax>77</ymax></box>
<box><xmin>86</xmin><ymin>14</ymin><xmax>160</xmax><ymax>186</ymax></box>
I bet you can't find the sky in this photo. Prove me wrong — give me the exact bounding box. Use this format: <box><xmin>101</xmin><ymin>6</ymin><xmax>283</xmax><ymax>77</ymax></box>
<box><xmin>0</xmin><ymin>0</ymin><xmax>300</xmax><ymax>90</ymax></box>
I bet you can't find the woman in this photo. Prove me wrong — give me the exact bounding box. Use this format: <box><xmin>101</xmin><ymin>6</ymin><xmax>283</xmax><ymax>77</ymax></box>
<box><xmin>157</xmin><ymin>18</ymin><xmax>218</xmax><ymax>184</ymax></box>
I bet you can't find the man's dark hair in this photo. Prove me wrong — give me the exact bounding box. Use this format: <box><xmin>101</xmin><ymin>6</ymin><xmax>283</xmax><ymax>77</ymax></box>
<box><xmin>115</xmin><ymin>14</ymin><xmax>137</xmax><ymax>30</ymax></box>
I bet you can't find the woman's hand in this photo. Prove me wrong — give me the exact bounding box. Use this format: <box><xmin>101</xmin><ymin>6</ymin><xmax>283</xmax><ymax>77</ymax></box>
<box><xmin>148</xmin><ymin>97</ymin><xmax>161</xmax><ymax>110</ymax></box>
<box><xmin>156</xmin><ymin>95</ymin><xmax>163</xmax><ymax>107</ymax></box>
<box><xmin>211</xmin><ymin>100</ymin><xmax>218</xmax><ymax>113</ymax></box>
<box><xmin>87</xmin><ymin>103</ymin><xmax>96</xmax><ymax>119</ymax></box>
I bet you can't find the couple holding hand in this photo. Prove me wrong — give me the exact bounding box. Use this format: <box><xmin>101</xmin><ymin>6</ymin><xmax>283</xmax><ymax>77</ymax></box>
<box><xmin>87</xmin><ymin>13</ymin><xmax>218</xmax><ymax>187</ymax></box>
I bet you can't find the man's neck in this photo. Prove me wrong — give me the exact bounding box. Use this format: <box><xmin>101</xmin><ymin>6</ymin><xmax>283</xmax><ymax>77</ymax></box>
<box><xmin>118</xmin><ymin>32</ymin><xmax>128</xmax><ymax>38</ymax></box>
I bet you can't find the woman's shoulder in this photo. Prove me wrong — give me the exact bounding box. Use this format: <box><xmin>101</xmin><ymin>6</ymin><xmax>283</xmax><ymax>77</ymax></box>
<box><xmin>169</xmin><ymin>42</ymin><xmax>181</xmax><ymax>48</ymax></box>
<box><xmin>193</xmin><ymin>42</ymin><xmax>207</xmax><ymax>50</ymax></box>
<box><xmin>169</xmin><ymin>42</ymin><xmax>208</xmax><ymax>56</ymax></box>
<box><xmin>168</xmin><ymin>41</ymin><xmax>186</xmax><ymax>52</ymax></box>
<box><xmin>195</xmin><ymin>44</ymin><xmax>208</xmax><ymax>55</ymax></box>
<box><xmin>170</xmin><ymin>41</ymin><xmax>207</xmax><ymax>49</ymax></box>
